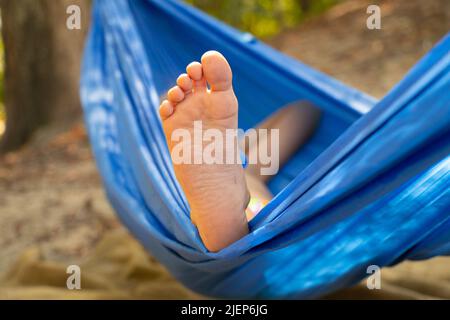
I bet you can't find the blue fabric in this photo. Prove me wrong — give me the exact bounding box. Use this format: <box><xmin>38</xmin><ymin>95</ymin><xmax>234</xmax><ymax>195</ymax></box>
<box><xmin>80</xmin><ymin>0</ymin><xmax>450</xmax><ymax>299</ymax></box>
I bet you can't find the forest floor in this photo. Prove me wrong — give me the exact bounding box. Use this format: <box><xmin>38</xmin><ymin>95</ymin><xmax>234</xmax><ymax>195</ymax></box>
<box><xmin>0</xmin><ymin>0</ymin><xmax>449</xmax><ymax>293</ymax></box>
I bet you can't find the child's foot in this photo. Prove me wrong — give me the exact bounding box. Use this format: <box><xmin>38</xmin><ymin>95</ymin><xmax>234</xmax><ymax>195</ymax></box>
<box><xmin>159</xmin><ymin>51</ymin><xmax>249</xmax><ymax>252</ymax></box>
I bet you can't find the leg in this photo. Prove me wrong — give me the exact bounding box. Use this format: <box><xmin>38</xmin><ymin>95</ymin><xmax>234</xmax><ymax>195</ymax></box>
<box><xmin>159</xmin><ymin>51</ymin><xmax>321</xmax><ymax>252</ymax></box>
<box><xmin>244</xmin><ymin>101</ymin><xmax>321</xmax><ymax>182</ymax></box>
<box><xmin>243</xmin><ymin>102</ymin><xmax>321</xmax><ymax>220</ymax></box>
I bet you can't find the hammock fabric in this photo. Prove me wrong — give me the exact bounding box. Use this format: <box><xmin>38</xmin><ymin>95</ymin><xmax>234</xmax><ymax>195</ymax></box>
<box><xmin>81</xmin><ymin>0</ymin><xmax>450</xmax><ymax>299</ymax></box>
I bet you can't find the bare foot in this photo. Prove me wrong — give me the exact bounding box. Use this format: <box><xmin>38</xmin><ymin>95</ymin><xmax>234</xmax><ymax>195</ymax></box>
<box><xmin>159</xmin><ymin>51</ymin><xmax>249</xmax><ymax>252</ymax></box>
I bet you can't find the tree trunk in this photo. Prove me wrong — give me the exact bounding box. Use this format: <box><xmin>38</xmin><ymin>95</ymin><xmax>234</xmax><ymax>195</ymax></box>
<box><xmin>0</xmin><ymin>0</ymin><xmax>90</xmax><ymax>153</ymax></box>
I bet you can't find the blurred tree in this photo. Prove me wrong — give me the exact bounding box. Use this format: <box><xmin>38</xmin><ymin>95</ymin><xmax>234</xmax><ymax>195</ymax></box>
<box><xmin>0</xmin><ymin>0</ymin><xmax>90</xmax><ymax>153</ymax></box>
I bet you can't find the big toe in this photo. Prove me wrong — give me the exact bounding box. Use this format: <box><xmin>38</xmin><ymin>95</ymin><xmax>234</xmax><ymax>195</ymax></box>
<box><xmin>201</xmin><ymin>51</ymin><xmax>233</xmax><ymax>92</ymax></box>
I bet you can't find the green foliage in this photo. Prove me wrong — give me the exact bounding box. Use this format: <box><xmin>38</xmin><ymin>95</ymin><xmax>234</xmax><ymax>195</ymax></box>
<box><xmin>185</xmin><ymin>0</ymin><xmax>339</xmax><ymax>38</ymax></box>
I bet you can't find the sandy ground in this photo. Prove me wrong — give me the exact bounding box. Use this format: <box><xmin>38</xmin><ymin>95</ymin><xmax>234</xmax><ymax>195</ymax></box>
<box><xmin>0</xmin><ymin>0</ymin><xmax>449</xmax><ymax>295</ymax></box>
<box><xmin>0</xmin><ymin>125</ymin><xmax>120</xmax><ymax>273</ymax></box>
<box><xmin>269</xmin><ymin>0</ymin><xmax>450</xmax><ymax>98</ymax></box>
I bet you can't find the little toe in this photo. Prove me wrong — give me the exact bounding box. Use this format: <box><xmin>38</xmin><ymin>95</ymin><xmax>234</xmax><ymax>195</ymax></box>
<box><xmin>177</xmin><ymin>73</ymin><xmax>193</xmax><ymax>93</ymax></box>
<box><xmin>159</xmin><ymin>100</ymin><xmax>174</xmax><ymax>120</ymax></box>
<box><xmin>167</xmin><ymin>86</ymin><xmax>185</xmax><ymax>103</ymax></box>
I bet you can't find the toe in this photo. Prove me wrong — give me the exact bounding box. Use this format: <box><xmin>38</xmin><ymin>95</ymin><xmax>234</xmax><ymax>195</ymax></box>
<box><xmin>177</xmin><ymin>73</ymin><xmax>193</xmax><ymax>93</ymax></box>
<box><xmin>167</xmin><ymin>86</ymin><xmax>185</xmax><ymax>103</ymax></box>
<box><xmin>159</xmin><ymin>100</ymin><xmax>174</xmax><ymax>120</ymax></box>
<box><xmin>187</xmin><ymin>61</ymin><xmax>207</xmax><ymax>90</ymax></box>
<box><xmin>186</xmin><ymin>61</ymin><xmax>203</xmax><ymax>81</ymax></box>
<box><xmin>201</xmin><ymin>51</ymin><xmax>233</xmax><ymax>92</ymax></box>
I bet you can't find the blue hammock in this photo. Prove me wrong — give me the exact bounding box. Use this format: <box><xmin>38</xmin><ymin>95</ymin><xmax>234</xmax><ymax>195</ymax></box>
<box><xmin>81</xmin><ymin>0</ymin><xmax>450</xmax><ymax>299</ymax></box>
